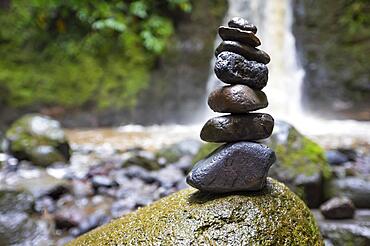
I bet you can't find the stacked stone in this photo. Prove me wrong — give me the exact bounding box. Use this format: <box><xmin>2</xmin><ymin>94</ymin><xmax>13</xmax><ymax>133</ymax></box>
<box><xmin>186</xmin><ymin>17</ymin><xmax>276</xmax><ymax>193</ymax></box>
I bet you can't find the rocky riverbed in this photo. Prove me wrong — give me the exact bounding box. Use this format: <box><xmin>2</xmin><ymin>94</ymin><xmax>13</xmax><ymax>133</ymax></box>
<box><xmin>0</xmin><ymin>115</ymin><xmax>369</xmax><ymax>245</ymax></box>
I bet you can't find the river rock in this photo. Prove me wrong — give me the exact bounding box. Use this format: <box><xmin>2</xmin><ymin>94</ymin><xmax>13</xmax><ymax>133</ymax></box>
<box><xmin>216</xmin><ymin>41</ymin><xmax>270</xmax><ymax>64</ymax></box>
<box><xmin>200</xmin><ymin>114</ymin><xmax>274</xmax><ymax>142</ymax></box>
<box><xmin>262</xmin><ymin>120</ymin><xmax>331</xmax><ymax>208</ymax></box>
<box><xmin>186</xmin><ymin>142</ymin><xmax>275</xmax><ymax>193</ymax></box>
<box><xmin>325</xmin><ymin>177</ymin><xmax>370</xmax><ymax>208</ymax></box>
<box><xmin>68</xmin><ymin>178</ymin><xmax>322</xmax><ymax>245</ymax></box>
<box><xmin>5</xmin><ymin>114</ymin><xmax>71</xmax><ymax>167</ymax></box>
<box><xmin>219</xmin><ymin>26</ymin><xmax>261</xmax><ymax>47</ymax></box>
<box><xmin>320</xmin><ymin>197</ymin><xmax>355</xmax><ymax>220</ymax></box>
<box><xmin>208</xmin><ymin>85</ymin><xmax>268</xmax><ymax>113</ymax></box>
<box><xmin>214</xmin><ymin>51</ymin><xmax>268</xmax><ymax>89</ymax></box>
<box><xmin>228</xmin><ymin>17</ymin><xmax>257</xmax><ymax>34</ymax></box>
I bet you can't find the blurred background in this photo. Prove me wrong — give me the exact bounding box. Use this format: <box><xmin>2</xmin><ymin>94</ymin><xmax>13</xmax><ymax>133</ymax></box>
<box><xmin>0</xmin><ymin>0</ymin><xmax>369</xmax><ymax>245</ymax></box>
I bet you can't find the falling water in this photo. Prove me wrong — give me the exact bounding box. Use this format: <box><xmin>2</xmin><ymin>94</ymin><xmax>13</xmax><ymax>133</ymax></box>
<box><xmin>204</xmin><ymin>0</ymin><xmax>370</xmax><ymax>139</ymax></box>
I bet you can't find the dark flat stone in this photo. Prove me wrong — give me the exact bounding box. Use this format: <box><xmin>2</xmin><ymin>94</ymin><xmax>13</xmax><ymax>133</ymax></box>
<box><xmin>228</xmin><ymin>17</ymin><xmax>257</xmax><ymax>34</ymax></box>
<box><xmin>320</xmin><ymin>197</ymin><xmax>355</xmax><ymax>220</ymax></box>
<box><xmin>216</xmin><ymin>41</ymin><xmax>270</xmax><ymax>64</ymax></box>
<box><xmin>214</xmin><ymin>51</ymin><xmax>268</xmax><ymax>89</ymax></box>
<box><xmin>208</xmin><ymin>85</ymin><xmax>268</xmax><ymax>113</ymax></box>
<box><xmin>219</xmin><ymin>26</ymin><xmax>261</xmax><ymax>47</ymax></box>
<box><xmin>186</xmin><ymin>142</ymin><xmax>276</xmax><ymax>193</ymax></box>
<box><xmin>200</xmin><ymin>113</ymin><xmax>274</xmax><ymax>143</ymax></box>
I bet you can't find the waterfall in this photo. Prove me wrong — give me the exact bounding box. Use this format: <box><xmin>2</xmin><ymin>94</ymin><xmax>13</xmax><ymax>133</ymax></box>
<box><xmin>205</xmin><ymin>0</ymin><xmax>305</xmax><ymax>122</ymax></box>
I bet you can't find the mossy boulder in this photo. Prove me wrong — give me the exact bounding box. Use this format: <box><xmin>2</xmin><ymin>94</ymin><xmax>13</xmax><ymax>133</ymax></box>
<box><xmin>5</xmin><ymin>114</ymin><xmax>71</xmax><ymax>166</ymax></box>
<box><xmin>263</xmin><ymin>121</ymin><xmax>331</xmax><ymax>208</ymax></box>
<box><xmin>69</xmin><ymin>178</ymin><xmax>323</xmax><ymax>245</ymax></box>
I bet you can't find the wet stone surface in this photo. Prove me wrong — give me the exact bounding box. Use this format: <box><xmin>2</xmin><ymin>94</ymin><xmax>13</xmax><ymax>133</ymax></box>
<box><xmin>320</xmin><ymin>197</ymin><xmax>355</xmax><ymax>219</ymax></box>
<box><xmin>216</xmin><ymin>41</ymin><xmax>270</xmax><ymax>64</ymax></box>
<box><xmin>187</xmin><ymin>142</ymin><xmax>276</xmax><ymax>193</ymax></box>
<box><xmin>214</xmin><ymin>51</ymin><xmax>268</xmax><ymax>89</ymax></box>
<box><xmin>200</xmin><ymin>114</ymin><xmax>274</xmax><ymax>143</ymax></box>
<box><xmin>228</xmin><ymin>17</ymin><xmax>257</xmax><ymax>34</ymax></box>
<box><xmin>219</xmin><ymin>26</ymin><xmax>261</xmax><ymax>47</ymax></box>
<box><xmin>208</xmin><ymin>84</ymin><xmax>268</xmax><ymax>113</ymax></box>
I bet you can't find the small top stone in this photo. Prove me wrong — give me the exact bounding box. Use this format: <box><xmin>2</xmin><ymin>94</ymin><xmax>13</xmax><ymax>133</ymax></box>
<box><xmin>228</xmin><ymin>17</ymin><xmax>257</xmax><ymax>34</ymax></box>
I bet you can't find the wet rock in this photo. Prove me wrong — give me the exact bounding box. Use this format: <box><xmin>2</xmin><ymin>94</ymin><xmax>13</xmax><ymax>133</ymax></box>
<box><xmin>187</xmin><ymin>142</ymin><xmax>275</xmax><ymax>193</ymax></box>
<box><xmin>200</xmin><ymin>114</ymin><xmax>274</xmax><ymax>142</ymax></box>
<box><xmin>0</xmin><ymin>190</ymin><xmax>50</xmax><ymax>245</ymax></box>
<box><xmin>325</xmin><ymin>177</ymin><xmax>370</xmax><ymax>208</ymax></box>
<box><xmin>34</xmin><ymin>196</ymin><xmax>57</xmax><ymax>213</ymax></box>
<box><xmin>216</xmin><ymin>41</ymin><xmax>270</xmax><ymax>64</ymax></box>
<box><xmin>152</xmin><ymin>166</ymin><xmax>185</xmax><ymax>189</ymax></box>
<box><xmin>91</xmin><ymin>175</ymin><xmax>118</xmax><ymax>189</ymax></box>
<box><xmin>208</xmin><ymin>85</ymin><xmax>268</xmax><ymax>113</ymax></box>
<box><xmin>54</xmin><ymin>207</ymin><xmax>86</xmax><ymax>230</ymax></box>
<box><xmin>326</xmin><ymin>150</ymin><xmax>350</xmax><ymax>165</ymax></box>
<box><xmin>5</xmin><ymin>114</ymin><xmax>71</xmax><ymax>167</ymax></box>
<box><xmin>121</xmin><ymin>166</ymin><xmax>156</xmax><ymax>184</ymax></box>
<box><xmin>313</xmin><ymin>209</ymin><xmax>370</xmax><ymax>246</ymax></box>
<box><xmin>219</xmin><ymin>26</ymin><xmax>261</xmax><ymax>47</ymax></box>
<box><xmin>262</xmin><ymin>120</ymin><xmax>331</xmax><ymax>208</ymax></box>
<box><xmin>69</xmin><ymin>179</ymin><xmax>322</xmax><ymax>245</ymax></box>
<box><xmin>214</xmin><ymin>52</ymin><xmax>268</xmax><ymax>89</ymax></box>
<box><xmin>71</xmin><ymin>180</ymin><xmax>94</xmax><ymax>198</ymax></box>
<box><xmin>122</xmin><ymin>150</ymin><xmax>162</xmax><ymax>171</ymax></box>
<box><xmin>228</xmin><ymin>17</ymin><xmax>257</xmax><ymax>33</ymax></box>
<box><xmin>320</xmin><ymin>197</ymin><xmax>355</xmax><ymax>219</ymax></box>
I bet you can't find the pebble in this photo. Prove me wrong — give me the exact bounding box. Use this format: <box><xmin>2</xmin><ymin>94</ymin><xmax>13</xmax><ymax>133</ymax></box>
<box><xmin>228</xmin><ymin>17</ymin><xmax>257</xmax><ymax>34</ymax></box>
<box><xmin>214</xmin><ymin>51</ymin><xmax>268</xmax><ymax>89</ymax></box>
<box><xmin>216</xmin><ymin>41</ymin><xmax>270</xmax><ymax>64</ymax></box>
<box><xmin>320</xmin><ymin>197</ymin><xmax>355</xmax><ymax>219</ymax></box>
<box><xmin>186</xmin><ymin>142</ymin><xmax>276</xmax><ymax>193</ymax></box>
<box><xmin>208</xmin><ymin>85</ymin><xmax>268</xmax><ymax>113</ymax></box>
<box><xmin>200</xmin><ymin>114</ymin><xmax>274</xmax><ymax>142</ymax></box>
<box><xmin>219</xmin><ymin>26</ymin><xmax>261</xmax><ymax>47</ymax></box>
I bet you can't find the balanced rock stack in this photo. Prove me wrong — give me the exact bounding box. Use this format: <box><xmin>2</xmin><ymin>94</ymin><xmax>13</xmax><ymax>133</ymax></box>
<box><xmin>187</xmin><ymin>17</ymin><xmax>276</xmax><ymax>193</ymax></box>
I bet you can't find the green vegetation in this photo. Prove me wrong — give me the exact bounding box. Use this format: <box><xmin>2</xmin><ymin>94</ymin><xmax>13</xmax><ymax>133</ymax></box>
<box><xmin>68</xmin><ymin>178</ymin><xmax>323</xmax><ymax>245</ymax></box>
<box><xmin>0</xmin><ymin>0</ymin><xmax>191</xmax><ymax>110</ymax></box>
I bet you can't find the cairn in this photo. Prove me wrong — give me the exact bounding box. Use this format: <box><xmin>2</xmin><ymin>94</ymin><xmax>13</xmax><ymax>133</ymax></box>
<box><xmin>186</xmin><ymin>17</ymin><xmax>276</xmax><ymax>193</ymax></box>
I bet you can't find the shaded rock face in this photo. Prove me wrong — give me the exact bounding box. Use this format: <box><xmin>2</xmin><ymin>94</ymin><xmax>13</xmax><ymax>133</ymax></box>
<box><xmin>293</xmin><ymin>0</ymin><xmax>370</xmax><ymax>120</ymax></box>
<box><xmin>69</xmin><ymin>178</ymin><xmax>323</xmax><ymax>245</ymax></box>
<box><xmin>320</xmin><ymin>197</ymin><xmax>355</xmax><ymax>220</ymax></box>
<box><xmin>208</xmin><ymin>84</ymin><xmax>268</xmax><ymax>113</ymax></box>
<box><xmin>218</xmin><ymin>26</ymin><xmax>261</xmax><ymax>47</ymax></box>
<box><xmin>5</xmin><ymin>114</ymin><xmax>71</xmax><ymax>167</ymax></box>
<box><xmin>228</xmin><ymin>17</ymin><xmax>257</xmax><ymax>33</ymax></box>
<box><xmin>261</xmin><ymin>121</ymin><xmax>331</xmax><ymax>208</ymax></box>
<box><xmin>216</xmin><ymin>41</ymin><xmax>270</xmax><ymax>64</ymax></box>
<box><xmin>187</xmin><ymin>142</ymin><xmax>276</xmax><ymax>192</ymax></box>
<box><xmin>200</xmin><ymin>114</ymin><xmax>274</xmax><ymax>142</ymax></box>
<box><xmin>214</xmin><ymin>51</ymin><xmax>269</xmax><ymax>89</ymax></box>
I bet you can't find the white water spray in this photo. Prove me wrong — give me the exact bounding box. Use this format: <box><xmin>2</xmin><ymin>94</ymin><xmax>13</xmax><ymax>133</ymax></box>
<box><xmin>203</xmin><ymin>0</ymin><xmax>370</xmax><ymax>140</ymax></box>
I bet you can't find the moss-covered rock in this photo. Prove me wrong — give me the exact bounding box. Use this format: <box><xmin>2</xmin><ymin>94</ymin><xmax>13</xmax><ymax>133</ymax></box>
<box><xmin>69</xmin><ymin>178</ymin><xmax>323</xmax><ymax>245</ymax></box>
<box><xmin>263</xmin><ymin>121</ymin><xmax>331</xmax><ymax>208</ymax></box>
<box><xmin>5</xmin><ymin>114</ymin><xmax>71</xmax><ymax>166</ymax></box>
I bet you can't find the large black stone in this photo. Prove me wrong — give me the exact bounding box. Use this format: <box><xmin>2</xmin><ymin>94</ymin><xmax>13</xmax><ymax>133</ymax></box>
<box><xmin>228</xmin><ymin>17</ymin><xmax>257</xmax><ymax>34</ymax></box>
<box><xmin>219</xmin><ymin>26</ymin><xmax>261</xmax><ymax>47</ymax></box>
<box><xmin>186</xmin><ymin>142</ymin><xmax>276</xmax><ymax>193</ymax></box>
<box><xmin>216</xmin><ymin>41</ymin><xmax>270</xmax><ymax>64</ymax></box>
<box><xmin>208</xmin><ymin>84</ymin><xmax>268</xmax><ymax>113</ymax></box>
<box><xmin>214</xmin><ymin>51</ymin><xmax>268</xmax><ymax>89</ymax></box>
<box><xmin>200</xmin><ymin>114</ymin><xmax>274</xmax><ymax>143</ymax></box>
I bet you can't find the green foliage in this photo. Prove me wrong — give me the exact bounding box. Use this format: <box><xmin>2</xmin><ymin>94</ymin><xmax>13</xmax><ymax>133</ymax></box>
<box><xmin>0</xmin><ymin>0</ymin><xmax>191</xmax><ymax>109</ymax></box>
<box><xmin>340</xmin><ymin>0</ymin><xmax>370</xmax><ymax>34</ymax></box>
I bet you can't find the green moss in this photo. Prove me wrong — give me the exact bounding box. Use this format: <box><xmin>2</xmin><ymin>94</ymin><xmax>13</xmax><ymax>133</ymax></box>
<box><xmin>192</xmin><ymin>142</ymin><xmax>221</xmax><ymax>164</ymax></box>
<box><xmin>69</xmin><ymin>178</ymin><xmax>323</xmax><ymax>245</ymax></box>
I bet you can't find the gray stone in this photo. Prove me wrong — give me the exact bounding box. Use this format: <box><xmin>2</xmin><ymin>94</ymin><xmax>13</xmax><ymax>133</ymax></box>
<box><xmin>320</xmin><ymin>197</ymin><xmax>355</xmax><ymax>219</ymax></box>
<box><xmin>186</xmin><ymin>142</ymin><xmax>276</xmax><ymax>193</ymax></box>
<box><xmin>228</xmin><ymin>17</ymin><xmax>257</xmax><ymax>34</ymax></box>
<box><xmin>325</xmin><ymin>177</ymin><xmax>370</xmax><ymax>208</ymax></box>
<box><xmin>214</xmin><ymin>51</ymin><xmax>268</xmax><ymax>89</ymax></box>
<box><xmin>200</xmin><ymin>114</ymin><xmax>274</xmax><ymax>143</ymax></box>
<box><xmin>219</xmin><ymin>26</ymin><xmax>261</xmax><ymax>47</ymax></box>
<box><xmin>216</xmin><ymin>41</ymin><xmax>270</xmax><ymax>64</ymax></box>
<box><xmin>208</xmin><ymin>85</ymin><xmax>268</xmax><ymax>113</ymax></box>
